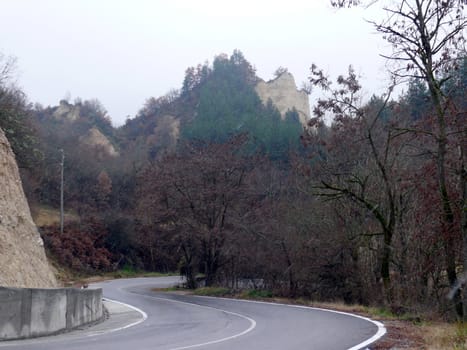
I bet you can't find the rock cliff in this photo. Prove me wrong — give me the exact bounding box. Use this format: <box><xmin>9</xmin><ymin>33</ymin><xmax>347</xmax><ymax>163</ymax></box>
<box><xmin>255</xmin><ymin>72</ymin><xmax>310</xmax><ymax>126</ymax></box>
<box><xmin>52</xmin><ymin>100</ymin><xmax>81</xmax><ymax>121</ymax></box>
<box><xmin>79</xmin><ymin>127</ymin><xmax>119</xmax><ymax>157</ymax></box>
<box><xmin>0</xmin><ymin>128</ymin><xmax>57</xmax><ymax>288</ymax></box>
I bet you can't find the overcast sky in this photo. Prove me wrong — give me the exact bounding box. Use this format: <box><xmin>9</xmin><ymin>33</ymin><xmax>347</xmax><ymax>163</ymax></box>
<box><xmin>0</xmin><ymin>0</ymin><xmax>392</xmax><ymax>126</ymax></box>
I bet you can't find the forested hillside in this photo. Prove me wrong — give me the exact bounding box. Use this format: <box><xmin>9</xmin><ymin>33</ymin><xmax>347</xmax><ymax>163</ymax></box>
<box><xmin>1</xmin><ymin>0</ymin><xmax>466</xmax><ymax>322</ymax></box>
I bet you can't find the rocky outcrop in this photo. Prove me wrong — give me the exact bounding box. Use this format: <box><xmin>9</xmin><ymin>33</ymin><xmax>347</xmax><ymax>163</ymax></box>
<box><xmin>0</xmin><ymin>128</ymin><xmax>57</xmax><ymax>288</ymax></box>
<box><xmin>255</xmin><ymin>72</ymin><xmax>310</xmax><ymax>126</ymax></box>
<box><xmin>52</xmin><ymin>100</ymin><xmax>81</xmax><ymax>121</ymax></box>
<box><xmin>79</xmin><ymin>127</ymin><xmax>119</xmax><ymax>157</ymax></box>
<box><xmin>154</xmin><ymin>115</ymin><xmax>180</xmax><ymax>150</ymax></box>
<box><xmin>144</xmin><ymin>115</ymin><xmax>180</xmax><ymax>155</ymax></box>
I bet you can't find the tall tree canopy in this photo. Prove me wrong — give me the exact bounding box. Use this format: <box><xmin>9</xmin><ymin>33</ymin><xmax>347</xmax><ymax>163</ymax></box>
<box><xmin>0</xmin><ymin>53</ymin><xmax>39</xmax><ymax>169</ymax></box>
<box><xmin>328</xmin><ymin>0</ymin><xmax>467</xmax><ymax>318</ymax></box>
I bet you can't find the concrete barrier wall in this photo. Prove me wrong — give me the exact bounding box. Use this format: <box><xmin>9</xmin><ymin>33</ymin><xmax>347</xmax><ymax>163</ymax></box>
<box><xmin>0</xmin><ymin>287</ymin><xmax>103</xmax><ymax>340</ymax></box>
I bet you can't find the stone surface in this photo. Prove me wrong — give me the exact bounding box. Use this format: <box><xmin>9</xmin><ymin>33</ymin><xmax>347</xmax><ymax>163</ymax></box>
<box><xmin>150</xmin><ymin>115</ymin><xmax>180</xmax><ymax>152</ymax></box>
<box><xmin>66</xmin><ymin>288</ymin><xmax>103</xmax><ymax>329</ymax></box>
<box><xmin>0</xmin><ymin>287</ymin><xmax>103</xmax><ymax>340</ymax></box>
<box><xmin>255</xmin><ymin>72</ymin><xmax>310</xmax><ymax>126</ymax></box>
<box><xmin>30</xmin><ymin>289</ymin><xmax>67</xmax><ymax>337</ymax></box>
<box><xmin>52</xmin><ymin>100</ymin><xmax>81</xmax><ymax>121</ymax></box>
<box><xmin>79</xmin><ymin>127</ymin><xmax>119</xmax><ymax>157</ymax></box>
<box><xmin>0</xmin><ymin>127</ymin><xmax>57</xmax><ymax>288</ymax></box>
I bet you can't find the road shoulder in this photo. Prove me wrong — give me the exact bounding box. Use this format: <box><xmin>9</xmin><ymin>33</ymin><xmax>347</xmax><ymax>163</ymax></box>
<box><xmin>0</xmin><ymin>299</ymin><xmax>146</xmax><ymax>347</ymax></box>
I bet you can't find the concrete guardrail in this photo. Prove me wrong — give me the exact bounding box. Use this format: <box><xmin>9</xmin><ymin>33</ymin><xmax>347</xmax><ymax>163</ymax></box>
<box><xmin>0</xmin><ymin>287</ymin><xmax>103</xmax><ymax>340</ymax></box>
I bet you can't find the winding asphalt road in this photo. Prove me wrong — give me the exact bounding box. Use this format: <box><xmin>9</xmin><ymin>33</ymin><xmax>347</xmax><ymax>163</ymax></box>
<box><xmin>0</xmin><ymin>277</ymin><xmax>385</xmax><ymax>350</ymax></box>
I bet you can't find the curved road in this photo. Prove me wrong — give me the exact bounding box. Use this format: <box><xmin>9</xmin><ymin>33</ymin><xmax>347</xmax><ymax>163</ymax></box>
<box><xmin>1</xmin><ymin>277</ymin><xmax>385</xmax><ymax>350</ymax></box>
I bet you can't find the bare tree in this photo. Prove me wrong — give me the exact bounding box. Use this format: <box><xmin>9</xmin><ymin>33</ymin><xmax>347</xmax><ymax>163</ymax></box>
<box><xmin>138</xmin><ymin>136</ymin><xmax>252</xmax><ymax>288</ymax></box>
<box><xmin>303</xmin><ymin>65</ymin><xmax>415</xmax><ymax>304</ymax></box>
<box><xmin>0</xmin><ymin>52</ymin><xmax>17</xmax><ymax>86</ymax></box>
<box><xmin>0</xmin><ymin>52</ymin><xmax>39</xmax><ymax>171</ymax></box>
<box><xmin>274</xmin><ymin>66</ymin><xmax>289</xmax><ymax>78</ymax></box>
<box><xmin>331</xmin><ymin>0</ymin><xmax>467</xmax><ymax>319</ymax></box>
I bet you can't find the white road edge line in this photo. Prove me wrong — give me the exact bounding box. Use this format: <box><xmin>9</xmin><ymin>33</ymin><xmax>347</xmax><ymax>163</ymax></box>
<box><xmin>133</xmin><ymin>294</ymin><xmax>257</xmax><ymax>350</ymax></box>
<box><xmin>194</xmin><ymin>295</ymin><xmax>386</xmax><ymax>350</ymax></box>
<box><xmin>99</xmin><ymin>298</ymin><xmax>148</xmax><ymax>334</ymax></box>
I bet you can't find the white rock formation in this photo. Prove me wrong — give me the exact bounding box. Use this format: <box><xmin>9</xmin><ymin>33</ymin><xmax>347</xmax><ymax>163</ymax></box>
<box><xmin>255</xmin><ymin>72</ymin><xmax>310</xmax><ymax>126</ymax></box>
<box><xmin>52</xmin><ymin>100</ymin><xmax>81</xmax><ymax>121</ymax></box>
<box><xmin>79</xmin><ymin>127</ymin><xmax>119</xmax><ymax>157</ymax></box>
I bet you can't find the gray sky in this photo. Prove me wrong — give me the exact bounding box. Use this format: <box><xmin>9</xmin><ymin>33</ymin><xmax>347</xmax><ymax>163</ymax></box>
<box><xmin>0</xmin><ymin>0</ymin><xmax>391</xmax><ymax>126</ymax></box>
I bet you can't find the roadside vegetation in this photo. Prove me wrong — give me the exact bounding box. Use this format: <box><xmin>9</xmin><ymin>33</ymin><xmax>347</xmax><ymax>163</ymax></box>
<box><xmin>188</xmin><ymin>286</ymin><xmax>467</xmax><ymax>349</ymax></box>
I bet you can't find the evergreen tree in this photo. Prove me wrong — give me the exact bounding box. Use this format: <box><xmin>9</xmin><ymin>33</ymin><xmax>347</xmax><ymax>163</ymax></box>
<box><xmin>182</xmin><ymin>51</ymin><xmax>302</xmax><ymax>161</ymax></box>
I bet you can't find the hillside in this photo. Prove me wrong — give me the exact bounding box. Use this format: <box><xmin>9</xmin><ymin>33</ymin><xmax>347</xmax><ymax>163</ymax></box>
<box><xmin>17</xmin><ymin>51</ymin><xmax>309</xmax><ymax>280</ymax></box>
<box><xmin>120</xmin><ymin>52</ymin><xmax>306</xmax><ymax>163</ymax></box>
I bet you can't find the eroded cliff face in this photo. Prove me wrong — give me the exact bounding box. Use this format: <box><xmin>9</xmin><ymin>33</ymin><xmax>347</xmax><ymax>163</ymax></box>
<box><xmin>0</xmin><ymin>128</ymin><xmax>57</xmax><ymax>288</ymax></box>
<box><xmin>52</xmin><ymin>100</ymin><xmax>81</xmax><ymax>121</ymax></box>
<box><xmin>255</xmin><ymin>72</ymin><xmax>310</xmax><ymax>126</ymax></box>
<box><xmin>79</xmin><ymin>127</ymin><xmax>119</xmax><ymax>157</ymax></box>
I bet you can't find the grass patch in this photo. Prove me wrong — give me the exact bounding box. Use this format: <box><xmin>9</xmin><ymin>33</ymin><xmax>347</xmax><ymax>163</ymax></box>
<box><xmin>310</xmin><ymin>302</ymin><xmax>419</xmax><ymax>323</ymax></box>
<box><xmin>240</xmin><ymin>289</ymin><xmax>273</xmax><ymax>299</ymax></box>
<box><xmin>192</xmin><ymin>287</ymin><xmax>273</xmax><ymax>299</ymax></box>
<box><xmin>109</xmin><ymin>270</ymin><xmax>172</xmax><ymax>278</ymax></box>
<box><xmin>454</xmin><ymin>322</ymin><xmax>467</xmax><ymax>349</ymax></box>
<box><xmin>106</xmin><ymin>265</ymin><xmax>174</xmax><ymax>279</ymax></box>
<box><xmin>403</xmin><ymin>321</ymin><xmax>467</xmax><ymax>350</ymax></box>
<box><xmin>193</xmin><ymin>287</ymin><xmax>231</xmax><ymax>297</ymax></box>
<box><xmin>32</xmin><ymin>205</ymin><xmax>79</xmax><ymax>227</ymax></box>
<box><xmin>372</xmin><ymin>307</ymin><xmax>397</xmax><ymax>319</ymax></box>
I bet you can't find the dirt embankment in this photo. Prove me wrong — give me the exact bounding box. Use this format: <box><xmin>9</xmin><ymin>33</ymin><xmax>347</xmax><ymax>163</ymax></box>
<box><xmin>0</xmin><ymin>127</ymin><xmax>57</xmax><ymax>288</ymax></box>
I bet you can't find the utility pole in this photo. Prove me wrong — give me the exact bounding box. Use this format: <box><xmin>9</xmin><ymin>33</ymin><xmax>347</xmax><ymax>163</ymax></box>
<box><xmin>60</xmin><ymin>149</ymin><xmax>64</xmax><ymax>234</ymax></box>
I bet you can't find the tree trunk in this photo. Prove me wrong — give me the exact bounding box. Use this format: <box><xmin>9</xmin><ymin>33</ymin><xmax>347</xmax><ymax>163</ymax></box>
<box><xmin>181</xmin><ymin>245</ymin><xmax>197</xmax><ymax>289</ymax></box>
<box><xmin>381</xmin><ymin>235</ymin><xmax>392</xmax><ymax>304</ymax></box>
<box><xmin>280</xmin><ymin>241</ymin><xmax>296</xmax><ymax>297</ymax></box>
<box><xmin>204</xmin><ymin>259</ymin><xmax>219</xmax><ymax>287</ymax></box>
<box><xmin>460</xmin><ymin>141</ymin><xmax>467</xmax><ymax>319</ymax></box>
<box><xmin>426</xmin><ymin>72</ymin><xmax>463</xmax><ymax>318</ymax></box>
